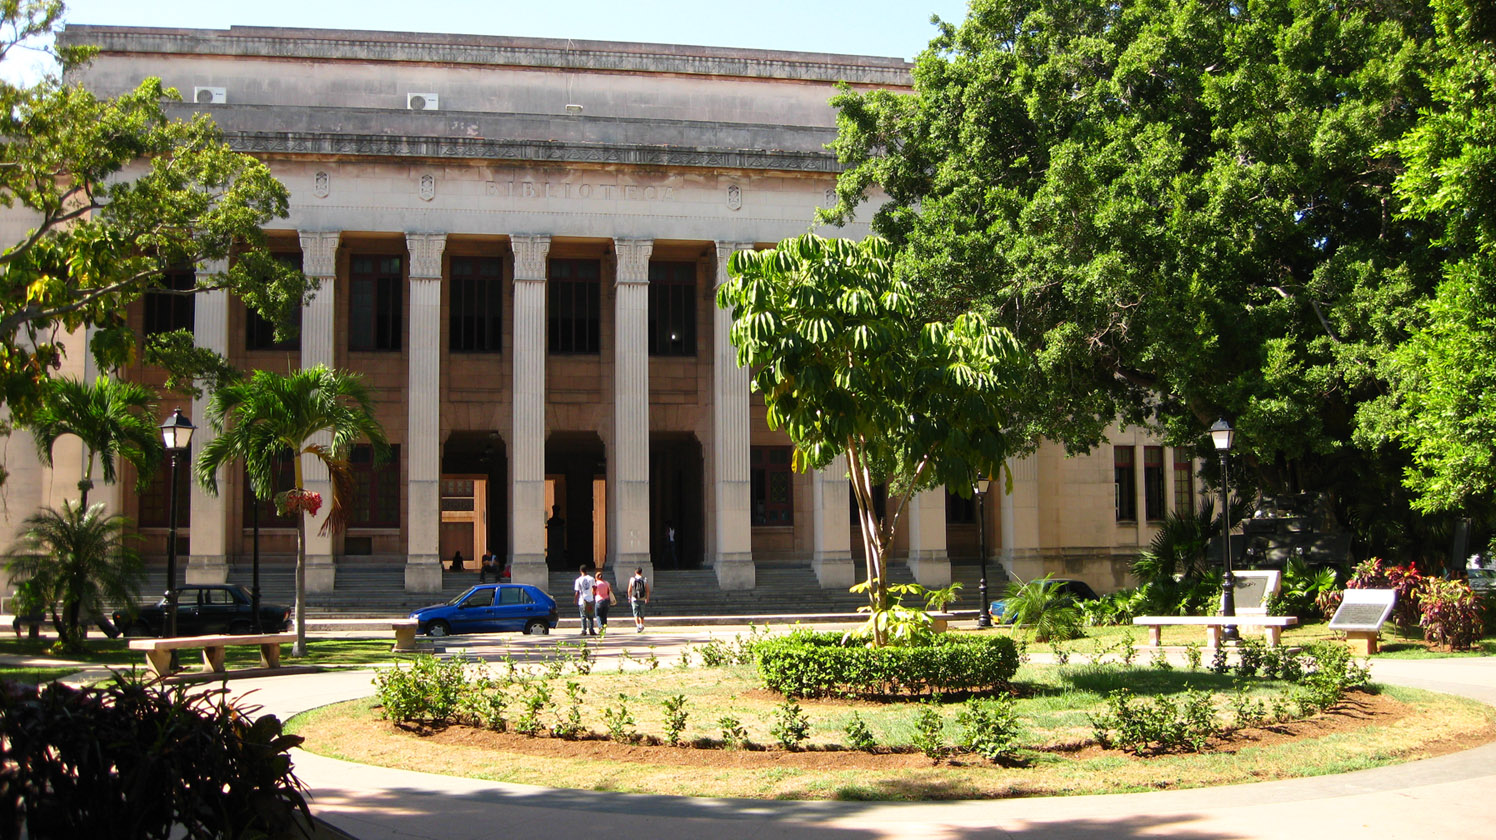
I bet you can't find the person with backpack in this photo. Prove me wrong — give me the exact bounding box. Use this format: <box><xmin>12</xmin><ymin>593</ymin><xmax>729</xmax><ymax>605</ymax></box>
<box><xmin>627</xmin><ymin>567</ymin><xmax>650</xmax><ymax>633</ymax></box>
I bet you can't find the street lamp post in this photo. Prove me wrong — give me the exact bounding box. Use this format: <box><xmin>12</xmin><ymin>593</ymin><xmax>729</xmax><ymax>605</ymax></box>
<box><xmin>975</xmin><ymin>478</ymin><xmax>992</xmax><ymax>628</ymax></box>
<box><xmin>1210</xmin><ymin>418</ymin><xmax>1238</xmax><ymax>643</ymax></box>
<box><xmin>160</xmin><ymin>409</ymin><xmax>196</xmax><ymax>649</ymax></box>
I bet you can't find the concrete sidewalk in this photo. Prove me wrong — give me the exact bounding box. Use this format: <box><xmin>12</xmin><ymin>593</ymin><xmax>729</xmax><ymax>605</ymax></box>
<box><xmin>221</xmin><ymin>646</ymin><xmax>1496</xmax><ymax>840</ymax></box>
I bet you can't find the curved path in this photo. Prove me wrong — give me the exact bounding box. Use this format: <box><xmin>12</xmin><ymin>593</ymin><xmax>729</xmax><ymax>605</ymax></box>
<box><xmin>239</xmin><ymin>647</ymin><xmax>1496</xmax><ymax>840</ymax></box>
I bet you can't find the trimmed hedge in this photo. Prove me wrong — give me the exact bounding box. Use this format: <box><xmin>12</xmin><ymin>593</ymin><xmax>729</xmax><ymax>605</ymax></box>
<box><xmin>752</xmin><ymin>631</ymin><xmax>1021</xmax><ymax>699</ymax></box>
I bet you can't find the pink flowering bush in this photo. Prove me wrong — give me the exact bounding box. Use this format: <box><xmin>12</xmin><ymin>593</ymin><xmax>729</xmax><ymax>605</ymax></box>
<box><xmin>274</xmin><ymin>488</ymin><xmax>323</xmax><ymax>518</ymax></box>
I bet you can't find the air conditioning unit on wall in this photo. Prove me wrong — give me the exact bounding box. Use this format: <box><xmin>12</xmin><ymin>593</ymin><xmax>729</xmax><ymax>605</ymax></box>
<box><xmin>407</xmin><ymin>92</ymin><xmax>439</xmax><ymax>111</ymax></box>
<box><xmin>194</xmin><ymin>86</ymin><xmax>226</xmax><ymax>104</ymax></box>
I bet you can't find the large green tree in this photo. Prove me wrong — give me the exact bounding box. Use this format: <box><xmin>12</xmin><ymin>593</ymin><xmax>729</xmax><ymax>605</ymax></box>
<box><xmin>822</xmin><ymin>0</ymin><xmax>1441</xmax><ymax>556</ymax></box>
<box><xmin>27</xmin><ymin>375</ymin><xmax>160</xmax><ymax>509</ymax></box>
<box><xmin>1359</xmin><ymin>0</ymin><xmax>1496</xmax><ymax>523</ymax></box>
<box><xmin>718</xmin><ymin>234</ymin><xmax>1026</xmax><ymax>645</ymax></box>
<box><xmin>194</xmin><ymin>366</ymin><xmax>387</xmax><ymax>656</ymax></box>
<box><xmin>4</xmin><ymin>500</ymin><xmax>143</xmax><ymax>652</ymax></box>
<box><xmin>1</xmin><ymin>1</ymin><xmax>309</xmax><ymax>425</ymax></box>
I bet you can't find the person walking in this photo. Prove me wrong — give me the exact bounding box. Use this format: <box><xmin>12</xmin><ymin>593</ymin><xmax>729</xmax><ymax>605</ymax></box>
<box><xmin>573</xmin><ymin>565</ymin><xmax>596</xmax><ymax>636</ymax></box>
<box><xmin>593</xmin><ymin>573</ymin><xmax>614</xmax><ymax>635</ymax></box>
<box><xmin>627</xmin><ymin>567</ymin><xmax>650</xmax><ymax>633</ymax></box>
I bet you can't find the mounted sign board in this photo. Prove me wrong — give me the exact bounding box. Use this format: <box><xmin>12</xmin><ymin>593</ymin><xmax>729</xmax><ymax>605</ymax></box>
<box><xmin>1229</xmin><ymin>570</ymin><xmax>1281</xmax><ymax>615</ymax></box>
<box><xmin>1328</xmin><ymin>588</ymin><xmax>1397</xmax><ymax>632</ymax></box>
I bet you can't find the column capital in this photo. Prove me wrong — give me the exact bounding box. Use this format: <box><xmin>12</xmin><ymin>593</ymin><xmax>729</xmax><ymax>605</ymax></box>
<box><xmin>298</xmin><ymin>231</ymin><xmax>341</xmax><ymax>277</ymax></box>
<box><xmin>405</xmin><ymin>233</ymin><xmax>448</xmax><ymax>280</ymax></box>
<box><xmin>511</xmin><ymin>234</ymin><xmax>552</xmax><ymax>282</ymax></box>
<box><xmin>613</xmin><ymin>237</ymin><xmax>654</xmax><ymax>285</ymax></box>
<box><xmin>714</xmin><ymin>241</ymin><xmax>755</xmax><ymax>288</ymax></box>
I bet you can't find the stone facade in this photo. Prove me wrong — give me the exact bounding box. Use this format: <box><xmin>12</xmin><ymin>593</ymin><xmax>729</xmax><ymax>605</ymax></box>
<box><xmin>0</xmin><ymin>25</ymin><xmax>1202</xmax><ymax>599</ymax></box>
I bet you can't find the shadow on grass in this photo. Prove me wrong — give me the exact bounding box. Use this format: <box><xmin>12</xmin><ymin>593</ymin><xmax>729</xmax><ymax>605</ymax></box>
<box><xmin>1017</xmin><ymin>665</ymin><xmax>1241</xmax><ymax>700</ymax></box>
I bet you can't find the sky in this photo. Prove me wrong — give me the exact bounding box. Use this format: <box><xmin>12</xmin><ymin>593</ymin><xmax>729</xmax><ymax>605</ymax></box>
<box><xmin>5</xmin><ymin>0</ymin><xmax>972</xmax><ymax>82</ymax></box>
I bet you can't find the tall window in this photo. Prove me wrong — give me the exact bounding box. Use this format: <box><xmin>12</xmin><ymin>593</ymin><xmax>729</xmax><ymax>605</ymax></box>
<box><xmin>946</xmin><ymin>488</ymin><xmax>976</xmax><ymax>524</ymax></box>
<box><xmin>143</xmin><ymin>267</ymin><xmax>195</xmax><ymax>337</ymax></box>
<box><xmin>1174</xmin><ymin>450</ymin><xmax>1195</xmax><ymax>516</ymax></box>
<box><xmin>449</xmin><ymin>256</ymin><xmax>503</xmax><ymax>353</ymax></box>
<box><xmin>1114</xmin><ymin>445</ymin><xmax>1137</xmax><ymax>522</ymax></box>
<box><xmin>349</xmin><ymin>444</ymin><xmax>401</xmax><ymax>528</ymax></box>
<box><xmin>750</xmin><ymin>446</ymin><xmax>793</xmax><ymax>526</ymax></box>
<box><xmin>1144</xmin><ymin>445</ymin><xmax>1166</xmax><ymax>521</ymax></box>
<box><xmin>348</xmin><ymin>255</ymin><xmax>402</xmax><ymax>351</ymax></box>
<box><xmin>242</xmin><ymin>450</ymin><xmax>296</xmax><ymax>527</ymax></box>
<box><xmin>246</xmin><ymin>253</ymin><xmax>303</xmax><ymax>351</ymax></box>
<box><xmin>548</xmin><ymin>258</ymin><xmax>600</xmax><ymax>354</ymax></box>
<box><xmin>648</xmin><ymin>261</ymin><xmax>696</xmax><ymax>356</ymax></box>
<box><xmin>138</xmin><ymin>453</ymin><xmax>192</xmax><ymax>528</ymax></box>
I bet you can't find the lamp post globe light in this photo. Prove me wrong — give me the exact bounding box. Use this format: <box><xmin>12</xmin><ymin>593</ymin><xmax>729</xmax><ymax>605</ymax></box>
<box><xmin>975</xmin><ymin>477</ymin><xmax>992</xmax><ymax>628</ymax></box>
<box><xmin>1210</xmin><ymin>417</ymin><xmax>1238</xmax><ymax>642</ymax></box>
<box><xmin>160</xmin><ymin>408</ymin><xmax>196</xmax><ymax>644</ymax></box>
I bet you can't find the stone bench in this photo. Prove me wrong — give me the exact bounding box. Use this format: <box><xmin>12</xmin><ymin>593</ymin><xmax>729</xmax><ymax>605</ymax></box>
<box><xmin>1132</xmin><ymin>615</ymin><xmax>1299</xmax><ymax>648</ymax></box>
<box><xmin>390</xmin><ymin>619</ymin><xmax>419</xmax><ymax>652</ymax></box>
<box><xmin>129</xmin><ymin>633</ymin><xmax>296</xmax><ymax>678</ymax></box>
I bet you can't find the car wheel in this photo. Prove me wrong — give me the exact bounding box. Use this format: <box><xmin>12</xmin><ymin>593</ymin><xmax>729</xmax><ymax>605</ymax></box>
<box><xmin>123</xmin><ymin>621</ymin><xmax>152</xmax><ymax>638</ymax></box>
<box><xmin>427</xmin><ymin>620</ymin><xmax>451</xmax><ymax>637</ymax></box>
<box><xmin>228</xmin><ymin>620</ymin><xmax>253</xmax><ymax>636</ymax></box>
<box><xmin>524</xmin><ymin>619</ymin><xmax>549</xmax><ymax>636</ymax></box>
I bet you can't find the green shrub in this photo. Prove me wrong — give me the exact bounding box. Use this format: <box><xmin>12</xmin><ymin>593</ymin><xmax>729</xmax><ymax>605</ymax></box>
<box><xmin>461</xmin><ymin>680</ymin><xmax>510</xmax><ymax>731</ymax></box>
<box><xmin>1089</xmin><ymin>688</ymin><xmax>1222</xmax><ymax>755</ymax></box>
<box><xmin>955</xmin><ymin>696</ymin><xmax>1022</xmax><ymax>762</ymax></box>
<box><xmin>0</xmin><ymin>673</ymin><xmax>308</xmax><ymax>839</ymax></box>
<box><xmin>373</xmin><ymin>654</ymin><xmax>468</xmax><ymax>724</ymax></box>
<box><xmin>769</xmin><ymin>700</ymin><xmax>811</xmax><ymax>750</ymax></box>
<box><xmin>603</xmin><ymin>694</ymin><xmax>638</xmax><ymax>744</ymax></box>
<box><xmin>662</xmin><ymin>693</ymin><xmax>689</xmax><ymax>745</ymax></box>
<box><xmin>552</xmin><ymin>681</ymin><xmax>586</xmax><ymax>739</ymax></box>
<box><xmin>717</xmin><ymin>714</ymin><xmax>749</xmax><ymax>749</ymax></box>
<box><xmin>514</xmin><ymin>682</ymin><xmax>551</xmax><ymax>736</ymax></box>
<box><xmin>843</xmin><ymin>712</ymin><xmax>877</xmax><ymax>752</ymax></box>
<box><xmin>751</xmin><ymin>631</ymin><xmax>1020</xmax><ymax>699</ymax></box>
<box><xmin>912</xmin><ymin>704</ymin><xmax>947</xmax><ymax>761</ymax></box>
<box><xmin>1000</xmin><ymin>576</ymin><xmax>1084</xmax><ymax>642</ymax></box>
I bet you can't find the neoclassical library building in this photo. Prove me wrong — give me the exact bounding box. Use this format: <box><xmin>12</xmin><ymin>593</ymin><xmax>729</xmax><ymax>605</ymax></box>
<box><xmin>0</xmin><ymin>24</ymin><xmax>1199</xmax><ymax>597</ymax></box>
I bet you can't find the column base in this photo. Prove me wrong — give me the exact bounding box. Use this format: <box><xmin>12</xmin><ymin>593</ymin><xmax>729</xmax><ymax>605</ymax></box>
<box><xmin>713</xmin><ymin>554</ymin><xmax>756</xmax><ymax>590</ymax></box>
<box><xmin>404</xmin><ymin>555</ymin><xmax>443</xmax><ymax>592</ymax></box>
<box><xmin>906</xmin><ymin>550</ymin><xmax>952</xmax><ymax>588</ymax></box>
<box><xmin>185</xmin><ymin>555</ymin><xmax>229</xmax><ymax>585</ymax></box>
<box><xmin>305</xmin><ymin>558</ymin><xmax>336</xmax><ymax>593</ymax></box>
<box><xmin>811</xmin><ymin>551</ymin><xmax>855</xmax><ymax>589</ymax></box>
<box><xmin>508</xmin><ymin>555</ymin><xmax>550</xmax><ymax>593</ymax></box>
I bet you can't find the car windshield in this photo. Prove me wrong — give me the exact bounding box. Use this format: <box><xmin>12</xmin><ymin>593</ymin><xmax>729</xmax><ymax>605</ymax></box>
<box><xmin>445</xmin><ymin>588</ymin><xmax>480</xmax><ymax>606</ymax></box>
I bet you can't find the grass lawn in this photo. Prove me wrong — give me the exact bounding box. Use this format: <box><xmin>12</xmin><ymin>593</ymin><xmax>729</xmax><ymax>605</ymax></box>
<box><xmin>0</xmin><ymin>667</ymin><xmax>80</xmax><ymax>685</ymax></box>
<box><xmin>0</xmin><ymin>637</ymin><xmax>400</xmax><ymax>669</ymax></box>
<box><xmin>964</xmin><ymin>621</ymin><xmax>1496</xmax><ymax>657</ymax></box>
<box><xmin>288</xmin><ymin>657</ymin><xmax>1496</xmax><ymax>800</ymax></box>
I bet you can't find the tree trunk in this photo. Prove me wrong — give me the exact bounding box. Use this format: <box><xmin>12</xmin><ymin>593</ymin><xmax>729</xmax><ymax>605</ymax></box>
<box><xmin>293</xmin><ymin>513</ymin><xmax>307</xmax><ymax>657</ymax></box>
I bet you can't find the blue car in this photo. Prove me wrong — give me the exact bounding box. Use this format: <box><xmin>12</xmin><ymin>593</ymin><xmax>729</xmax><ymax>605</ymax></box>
<box><xmin>409</xmin><ymin>584</ymin><xmax>558</xmax><ymax>637</ymax></box>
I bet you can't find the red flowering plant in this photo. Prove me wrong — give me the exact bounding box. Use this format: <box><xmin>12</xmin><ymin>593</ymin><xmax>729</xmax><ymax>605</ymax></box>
<box><xmin>1417</xmin><ymin>578</ymin><xmax>1485</xmax><ymax>651</ymax></box>
<box><xmin>1320</xmin><ymin>557</ymin><xmax>1425</xmax><ymax>627</ymax></box>
<box><xmin>274</xmin><ymin>488</ymin><xmax>323</xmax><ymax>518</ymax></box>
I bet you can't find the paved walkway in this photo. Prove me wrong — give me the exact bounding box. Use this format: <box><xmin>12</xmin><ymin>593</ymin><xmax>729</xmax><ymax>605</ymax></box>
<box><xmin>8</xmin><ymin>625</ymin><xmax>1496</xmax><ymax>838</ymax></box>
<box><xmin>229</xmin><ymin>639</ymin><xmax>1496</xmax><ymax>840</ymax></box>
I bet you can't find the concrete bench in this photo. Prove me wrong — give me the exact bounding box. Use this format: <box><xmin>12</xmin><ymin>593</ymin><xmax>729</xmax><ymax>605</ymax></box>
<box><xmin>390</xmin><ymin>619</ymin><xmax>419</xmax><ymax>652</ymax></box>
<box><xmin>1133</xmin><ymin>615</ymin><xmax>1299</xmax><ymax>648</ymax></box>
<box><xmin>129</xmin><ymin>633</ymin><xmax>296</xmax><ymax>678</ymax></box>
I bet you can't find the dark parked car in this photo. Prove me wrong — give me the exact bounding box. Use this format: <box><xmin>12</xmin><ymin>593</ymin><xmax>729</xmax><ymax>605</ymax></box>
<box><xmin>409</xmin><ymin>583</ymin><xmax>558</xmax><ymax>636</ymax></box>
<box><xmin>990</xmin><ymin>578</ymin><xmax>1101</xmax><ymax>623</ymax></box>
<box><xmin>115</xmin><ymin>584</ymin><xmax>291</xmax><ymax>637</ymax></box>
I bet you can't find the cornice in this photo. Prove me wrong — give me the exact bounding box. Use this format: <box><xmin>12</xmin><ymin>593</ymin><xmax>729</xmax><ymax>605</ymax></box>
<box><xmin>60</xmin><ymin>25</ymin><xmax>913</xmax><ymax>87</ymax></box>
<box><xmin>226</xmin><ymin>130</ymin><xmax>842</xmax><ymax>173</ymax></box>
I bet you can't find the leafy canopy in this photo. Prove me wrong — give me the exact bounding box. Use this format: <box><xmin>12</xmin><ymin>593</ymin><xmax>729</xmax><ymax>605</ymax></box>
<box><xmin>0</xmin><ymin>1</ymin><xmax>310</xmax><ymax>419</ymax></box>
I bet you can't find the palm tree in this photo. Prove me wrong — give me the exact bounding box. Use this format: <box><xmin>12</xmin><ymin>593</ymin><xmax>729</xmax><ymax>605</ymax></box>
<box><xmin>194</xmin><ymin>366</ymin><xmax>387</xmax><ymax>656</ymax></box>
<box><xmin>27</xmin><ymin>375</ymin><xmax>162</xmax><ymax>509</ymax></box>
<box><xmin>4</xmin><ymin>501</ymin><xmax>144</xmax><ymax>652</ymax></box>
<box><xmin>1000</xmin><ymin>575</ymin><xmax>1084</xmax><ymax>643</ymax></box>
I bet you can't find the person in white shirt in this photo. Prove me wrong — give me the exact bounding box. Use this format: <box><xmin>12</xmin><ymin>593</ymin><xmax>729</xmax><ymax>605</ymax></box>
<box><xmin>573</xmin><ymin>565</ymin><xmax>597</xmax><ymax>636</ymax></box>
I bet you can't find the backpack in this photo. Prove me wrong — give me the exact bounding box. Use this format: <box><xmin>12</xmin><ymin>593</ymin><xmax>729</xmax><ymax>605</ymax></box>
<box><xmin>630</xmin><ymin>576</ymin><xmax>647</xmax><ymax>600</ymax></box>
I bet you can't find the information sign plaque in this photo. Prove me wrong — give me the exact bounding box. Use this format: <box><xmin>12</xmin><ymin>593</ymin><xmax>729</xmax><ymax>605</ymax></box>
<box><xmin>1329</xmin><ymin>588</ymin><xmax>1396</xmax><ymax>632</ymax></box>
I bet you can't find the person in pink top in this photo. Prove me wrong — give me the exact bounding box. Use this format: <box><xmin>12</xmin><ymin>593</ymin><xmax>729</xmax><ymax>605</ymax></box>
<box><xmin>592</xmin><ymin>574</ymin><xmax>614</xmax><ymax>635</ymax></box>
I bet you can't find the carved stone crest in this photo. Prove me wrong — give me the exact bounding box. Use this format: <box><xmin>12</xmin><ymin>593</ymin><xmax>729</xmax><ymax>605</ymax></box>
<box><xmin>726</xmin><ymin>184</ymin><xmax>742</xmax><ymax>211</ymax></box>
<box><xmin>419</xmin><ymin>174</ymin><xmax>436</xmax><ymax>202</ymax></box>
<box><xmin>824</xmin><ymin>188</ymin><xmax>836</xmax><ymax>206</ymax></box>
<box><xmin>313</xmin><ymin>171</ymin><xmax>329</xmax><ymax>198</ymax></box>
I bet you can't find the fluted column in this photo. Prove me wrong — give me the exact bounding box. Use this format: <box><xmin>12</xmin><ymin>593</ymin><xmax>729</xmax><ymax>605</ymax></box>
<box><xmin>187</xmin><ymin>259</ymin><xmax>230</xmax><ymax>584</ymax></box>
<box><xmin>508</xmin><ymin>235</ymin><xmax>551</xmax><ymax>590</ymax></box>
<box><xmin>610</xmin><ymin>238</ymin><xmax>653</xmax><ymax>579</ymax></box>
<box><xmin>710</xmin><ymin>241</ymin><xmax>755</xmax><ymax>590</ymax></box>
<box><xmin>905</xmin><ymin>489</ymin><xmax>952</xmax><ymax>587</ymax></box>
<box><xmin>811</xmin><ymin>454</ymin><xmax>854</xmax><ymax>588</ymax></box>
<box><xmin>298</xmin><ymin>231</ymin><xmax>339</xmax><ymax>592</ymax></box>
<box><xmin>1000</xmin><ymin>453</ymin><xmax>1043</xmax><ymax>582</ymax></box>
<box><xmin>405</xmin><ymin>233</ymin><xmax>446</xmax><ymax>592</ymax></box>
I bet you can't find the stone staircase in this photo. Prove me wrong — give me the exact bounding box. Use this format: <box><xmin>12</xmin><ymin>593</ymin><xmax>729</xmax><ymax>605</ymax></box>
<box><xmin>133</xmin><ymin>556</ymin><xmax>1006</xmax><ymax>619</ymax></box>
